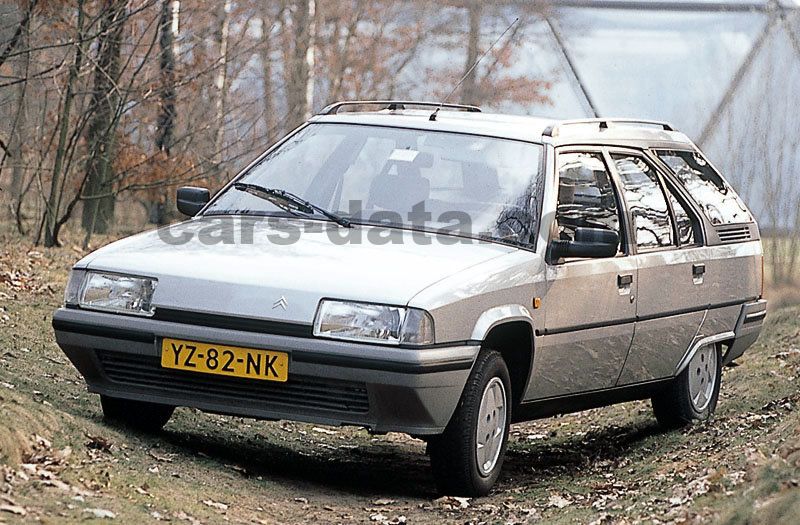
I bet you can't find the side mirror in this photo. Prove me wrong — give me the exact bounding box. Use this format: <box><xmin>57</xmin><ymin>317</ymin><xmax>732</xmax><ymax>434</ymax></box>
<box><xmin>176</xmin><ymin>186</ymin><xmax>210</xmax><ymax>217</ymax></box>
<box><xmin>550</xmin><ymin>227</ymin><xmax>619</xmax><ymax>260</ymax></box>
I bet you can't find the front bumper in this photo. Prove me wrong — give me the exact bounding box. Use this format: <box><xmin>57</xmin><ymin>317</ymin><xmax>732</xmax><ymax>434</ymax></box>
<box><xmin>53</xmin><ymin>308</ymin><xmax>478</xmax><ymax>435</ymax></box>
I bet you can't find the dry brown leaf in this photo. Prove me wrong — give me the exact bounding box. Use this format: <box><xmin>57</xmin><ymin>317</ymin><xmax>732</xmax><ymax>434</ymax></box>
<box><xmin>202</xmin><ymin>499</ymin><xmax>228</xmax><ymax>511</ymax></box>
<box><xmin>433</xmin><ymin>495</ymin><xmax>470</xmax><ymax>509</ymax></box>
<box><xmin>175</xmin><ymin>511</ymin><xmax>201</xmax><ymax>525</ymax></box>
<box><xmin>0</xmin><ymin>504</ymin><xmax>26</xmax><ymax>516</ymax></box>
<box><xmin>547</xmin><ymin>494</ymin><xmax>572</xmax><ymax>509</ymax></box>
<box><xmin>148</xmin><ymin>450</ymin><xmax>176</xmax><ymax>462</ymax></box>
<box><xmin>84</xmin><ymin>508</ymin><xmax>116</xmax><ymax>519</ymax></box>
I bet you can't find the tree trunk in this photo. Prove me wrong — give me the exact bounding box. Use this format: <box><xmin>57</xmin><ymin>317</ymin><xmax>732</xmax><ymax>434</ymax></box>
<box><xmin>156</xmin><ymin>0</ymin><xmax>178</xmax><ymax>156</ymax></box>
<box><xmin>150</xmin><ymin>0</ymin><xmax>179</xmax><ymax>225</ymax></box>
<box><xmin>329</xmin><ymin>4</ymin><xmax>362</xmax><ymax>102</ymax></box>
<box><xmin>81</xmin><ymin>0</ymin><xmax>127</xmax><ymax>236</ymax></box>
<box><xmin>260</xmin><ymin>2</ymin><xmax>284</xmax><ymax>144</ymax></box>
<box><xmin>304</xmin><ymin>0</ymin><xmax>316</xmax><ymax>121</ymax></box>
<box><xmin>460</xmin><ymin>2</ymin><xmax>481</xmax><ymax>105</ymax></box>
<box><xmin>285</xmin><ymin>0</ymin><xmax>315</xmax><ymax>130</ymax></box>
<box><xmin>8</xmin><ymin>83</ymin><xmax>27</xmax><ymax>213</ymax></box>
<box><xmin>43</xmin><ymin>1</ymin><xmax>85</xmax><ymax>247</ymax></box>
<box><xmin>213</xmin><ymin>0</ymin><xmax>231</xmax><ymax>167</ymax></box>
<box><xmin>7</xmin><ymin>7</ymin><xmax>31</xmax><ymax>219</ymax></box>
<box><xmin>260</xmin><ymin>16</ymin><xmax>275</xmax><ymax>142</ymax></box>
<box><xmin>0</xmin><ymin>0</ymin><xmax>37</xmax><ymax>71</ymax></box>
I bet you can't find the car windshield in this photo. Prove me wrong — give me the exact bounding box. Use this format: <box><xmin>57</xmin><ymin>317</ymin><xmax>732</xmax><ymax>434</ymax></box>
<box><xmin>205</xmin><ymin>123</ymin><xmax>545</xmax><ymax>245</ymax></box>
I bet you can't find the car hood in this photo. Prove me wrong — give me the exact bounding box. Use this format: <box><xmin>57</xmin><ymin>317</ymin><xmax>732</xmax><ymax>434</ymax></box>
<box><xmin>77</xmin><ymin>217</ymin><xmax>516</xmax><ymax>324</ymax></box>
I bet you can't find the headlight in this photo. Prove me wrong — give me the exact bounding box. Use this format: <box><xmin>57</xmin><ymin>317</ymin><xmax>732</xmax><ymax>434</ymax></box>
<box><xmin>76</xmin><ymin>272</ymin><xmax>157</xmax><ymax>316</ymax></box>
<box><xmin>64</xmin><ymin>269</ymin><xmax>86</xmax><ymax>306</ymax></box>
<box><xmin>313</xmin><ymin>300</ymin><xmax>434</xmax><ymax>346</ymax></box>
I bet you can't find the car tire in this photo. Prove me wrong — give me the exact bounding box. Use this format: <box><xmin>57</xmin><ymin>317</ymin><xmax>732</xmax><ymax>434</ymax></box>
<box><xmin>651</xmin><ymin>342</ymin><xmax>722</xmax><ymax>428</ymax></box>
<box><xmin>100</xmin><ymin>395</ymin><xmax>175</xmax><ymax>432</ymax></box>
<box><xmin>428</xmin><ymin>349</ymin><xmax>511</xmax><ymax>497</ymax></box>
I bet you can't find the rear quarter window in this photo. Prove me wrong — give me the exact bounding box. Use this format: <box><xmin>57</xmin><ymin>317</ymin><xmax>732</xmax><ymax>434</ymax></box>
<box><xmin>657</xmin><ymin>150</ymin><xmax>752</xmax><ymax>225</ymax></box>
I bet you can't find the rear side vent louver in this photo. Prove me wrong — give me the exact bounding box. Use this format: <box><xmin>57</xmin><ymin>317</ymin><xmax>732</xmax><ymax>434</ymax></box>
<box><xmin>716</xmin><ymin>225</ymin><xmax>752</xmax><ymax>243</ymax></box>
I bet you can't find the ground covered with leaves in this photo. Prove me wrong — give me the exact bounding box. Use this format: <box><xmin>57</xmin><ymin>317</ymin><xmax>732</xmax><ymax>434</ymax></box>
<box><xmin>0</xmin><ymin>234</ymin><xmax>799</xmax><ymax>524</ymax></box>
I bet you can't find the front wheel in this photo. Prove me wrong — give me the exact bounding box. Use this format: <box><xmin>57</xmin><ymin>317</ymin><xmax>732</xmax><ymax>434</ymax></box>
<box><xmin>101</xmin><ymin>395</ymin><xmax>175</xmax><ymax>433</ymax></box>
<box><xmin>428</xmin><ymin>349</ymin><xmax>511</xmax><ymax>496</ymax></box>
<box><xmin>651</xmin><ymin>342</ymin><xmax>722</xmax><ymax>428</ymax></box>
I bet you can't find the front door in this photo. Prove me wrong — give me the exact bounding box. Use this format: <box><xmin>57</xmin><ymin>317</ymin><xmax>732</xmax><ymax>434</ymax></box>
<box><xmin>526</xmin><ymin>150</ymin><xmax>636</xmax><ymax>400</ymax></box>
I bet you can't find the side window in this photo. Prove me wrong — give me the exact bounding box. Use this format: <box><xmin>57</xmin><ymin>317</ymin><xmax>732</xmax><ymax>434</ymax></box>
<box><xmin>555</xmin><ymin>152</ymin><xmax>621</xmax><ymax>252</ymax></box>
<box><xmin>612</xmin><ymin>154</ymin><xmax>674</xmax><ymax>250</ymax></box>
<box><xmin>657</xmin><ymin>150</ymin><xmax>752</xmax><ymax>225</ymax></box>
<box><xmin>665</xmin><ymin>183</ymin><xmax>698</xmax><ymax>246</ymax></box>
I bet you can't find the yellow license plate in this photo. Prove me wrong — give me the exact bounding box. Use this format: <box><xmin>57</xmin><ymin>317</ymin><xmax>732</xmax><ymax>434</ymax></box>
<box><xmin>160</xmin><ymin>338</ymin><xmax>288</xmax><ymax>382</ymax></box>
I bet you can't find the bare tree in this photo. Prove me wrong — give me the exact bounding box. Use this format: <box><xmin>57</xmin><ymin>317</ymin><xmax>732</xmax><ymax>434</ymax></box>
<box><xmin>81</xmin><ymin>0</ymin><xmax>129</xmax><ymax>236</ymax></box>
<box><xmin>0</xmin><ymin>0</ymin><xmax>37</xmax><ymax>71</ymax></box>
<box><xmin>156</xmin><ymin>0</ymin><xmax>179</xmax><ymax>156</ymax></box>
<box><xmin>4</xmin><ymin>2</ymin><xmax>33</xmax><ymax>219</ymax></box>
<box><xmin>760</xmin><ymin>108</ymin><xmax>800</xmax><ymax>284</ymax></box>
<box><xmin>324</xmin><ymin>0</ymin><xmax>363</xmax><ymax>102</ymax></box>
<box><xmin>212</xmin><ymin>0</ymin><xmax>232</xmax><ymax>167</ymax></box>
<box><xmin>1</xmin><ymin>0</ymin><xmax>555</xmax><ymax>245</ymax></box>
<box><xmin>259</xmin><ymin>2</ymin><xmax>285</xmax><ymax>143</ymax></box>
<box><xmin>285</xmin><ymin>0</ymin><xmax>316</xmax><ymax>130</ymax></box>
<box><xmin>716</xmin><ymin>24</ymin><xmax>800</xmax><ymax>285</ymax></box>
<box><xmin>147</xmin><ymin>0</ymin><xmax>180</xmax><ymax>225</ymax></box>
<box><xmin>43</xmin><ymin>0</ymin><xmax>87</xmax><ymax>246</ymax></box>
<box><xmin>460</xmin><ymin>1</ymin><xmax>481</xmax><ymax>105</ymax></box>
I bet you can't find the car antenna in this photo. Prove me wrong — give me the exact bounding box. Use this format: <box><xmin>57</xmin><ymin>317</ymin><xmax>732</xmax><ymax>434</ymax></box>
<box><xmin>429</xmin><ymin>17</ymin><xmax>520</xmax><ymax>122</ymax></box>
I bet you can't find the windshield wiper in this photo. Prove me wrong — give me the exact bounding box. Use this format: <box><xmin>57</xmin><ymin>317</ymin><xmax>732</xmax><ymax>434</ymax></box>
<box><xmin>233</xmin><ymin>182</ymin><xmax>351</xmax><ymax>228</ymax></box>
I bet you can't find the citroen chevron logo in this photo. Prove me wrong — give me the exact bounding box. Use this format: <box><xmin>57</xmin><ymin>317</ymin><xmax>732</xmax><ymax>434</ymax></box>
<box><xmin>272</xmin><ymin>296</ymin><xmax>288</xmax><ymax>310</ymax></box>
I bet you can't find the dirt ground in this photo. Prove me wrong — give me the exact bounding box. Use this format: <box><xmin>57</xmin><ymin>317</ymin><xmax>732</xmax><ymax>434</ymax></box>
<box><xmin>1</xmin><ymin>234</ymin><xmax>799</xmax><ymax>524</ymax></box>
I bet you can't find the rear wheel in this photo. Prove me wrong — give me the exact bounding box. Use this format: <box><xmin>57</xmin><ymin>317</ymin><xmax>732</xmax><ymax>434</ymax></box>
<box><xmin>428</xmin><ymin>350</ymin><xmax>511</xmax><ymax>496</ymax></box>
<box><xmin>101</xmin><ymin>395</ymin><xmax>175</xmax><ymax>432</ymax></box>
<box><xmin>651</xmin><ymin>343</ymin><xmax>721</xmax><ymax>428</ymax></box>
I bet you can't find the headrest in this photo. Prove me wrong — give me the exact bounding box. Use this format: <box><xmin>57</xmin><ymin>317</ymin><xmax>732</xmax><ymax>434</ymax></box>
<box><xmin>369</xmin><ymin>174</ymin><xmax>430</xmax><ymax>212</ymax></box>
<box><xmin>462</xmin><ymin>162</ymin><xmax>500</xmax><ymax>200</ymax></box>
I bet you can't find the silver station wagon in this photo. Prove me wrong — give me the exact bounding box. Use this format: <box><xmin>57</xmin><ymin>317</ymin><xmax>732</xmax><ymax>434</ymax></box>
<box><xmin>54</xmin><ymin>101</ymin><xmax>767</xmax><ymax>496</ymax></box>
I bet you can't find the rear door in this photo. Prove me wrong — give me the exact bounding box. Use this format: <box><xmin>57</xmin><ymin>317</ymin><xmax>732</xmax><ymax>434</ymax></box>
<box><xmin>609</xmin><ymin>149</ymin><xmax>706</xmax><ymax>385</ymax></box>
<box><xmin>526</xmin><ymin>149</ymin><xmax>636</xmax><ymax>400</ymax></box>
<box><xmin>653</xmin><ymin>148</ymin><xmax>761</xmax><ymax>346</ymax></box>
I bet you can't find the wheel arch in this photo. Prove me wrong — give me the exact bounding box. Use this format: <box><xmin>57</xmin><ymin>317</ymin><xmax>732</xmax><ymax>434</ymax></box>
<box><xmin>675</xmin><ymin>331</ymin><xmax>734</xmax><ymax>376</ymax></box>
<box><xmin>472</xmin><ymin>306</ymin><xmax>535</xmax><ymax>407</ymax></box>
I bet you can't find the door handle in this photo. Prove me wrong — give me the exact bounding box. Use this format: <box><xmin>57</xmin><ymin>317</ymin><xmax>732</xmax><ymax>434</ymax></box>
<box><xmin>692</xmin><ymin>263</ymin><xmax>706</xmax><ymax>276</ymax></box>
<box><xmin>617</xmin><ymin>274</ymin><xmax>633</xmax><ymax>287</ymax></box>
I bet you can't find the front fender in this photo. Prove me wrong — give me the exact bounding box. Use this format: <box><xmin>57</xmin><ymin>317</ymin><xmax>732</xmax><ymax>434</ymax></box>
<box><xmin>470</xmin><ymin>304</ymin><xmax>535</xmax><ymax>341</ymax></box>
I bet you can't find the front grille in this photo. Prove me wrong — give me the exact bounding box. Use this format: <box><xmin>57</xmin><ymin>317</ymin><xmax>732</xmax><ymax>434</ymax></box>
<box><xmin>96</xmin><ymin>351</ymin><xmax>369</xmax><ymax>414</ymax></box>
<box><xmin>716</xmin><ymin>225</ymin><xmax>752</xmax><ymax>243</ymax></box>
<box><xmin>152</xmin><ymin>308</ymin><xmax>314</xmax><ymax>339</ymax></box>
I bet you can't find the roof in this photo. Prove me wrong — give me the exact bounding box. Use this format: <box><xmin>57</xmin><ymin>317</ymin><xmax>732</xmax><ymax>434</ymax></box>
<box><xmin>309</xmin><ymin>106</ymin><xmax>695</xmax><ymax>148</ymax></box>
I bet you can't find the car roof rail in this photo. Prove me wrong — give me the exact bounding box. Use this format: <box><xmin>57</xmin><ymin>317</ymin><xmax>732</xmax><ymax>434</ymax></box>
<box><xmin>543</xmin><ymin>118</ymin><xmax>674</xmax><ymax>137</ymax></box>
<box><xmin>317</xmin><ymin>100</ymin><xmax>482</xmax><ymax>116</ymax></box>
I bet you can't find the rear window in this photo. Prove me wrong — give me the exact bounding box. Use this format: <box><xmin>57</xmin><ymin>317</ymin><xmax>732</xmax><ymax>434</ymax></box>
<box><xmin>656</xmin><ymin>150</ymin><xmax>752</xmax><ymax>225</ymax></box>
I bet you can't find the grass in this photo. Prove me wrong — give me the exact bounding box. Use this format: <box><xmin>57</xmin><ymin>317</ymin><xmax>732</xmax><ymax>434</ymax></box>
<box><xmin>762</xmin><ymin>235</ymin><xmax>800</xmax><ymax>309</ymax></box>
<box><xmin>0</xmin><ymin>233</ymin><xmax>799</xmax><ymax>523</ymax></box>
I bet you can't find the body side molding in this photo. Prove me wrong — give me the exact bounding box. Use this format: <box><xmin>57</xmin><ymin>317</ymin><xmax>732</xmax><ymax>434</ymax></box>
<box><xmin>675</xmin><ymin>331</ymin><xmax>735</xmax><ymax>375</ymax></box>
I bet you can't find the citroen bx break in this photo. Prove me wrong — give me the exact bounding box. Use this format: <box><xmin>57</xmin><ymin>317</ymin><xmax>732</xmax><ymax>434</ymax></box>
<box><xmin>54</xmin><ymin>101</ymin><xmax>767</xmax><ymax>496</ymax></box>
